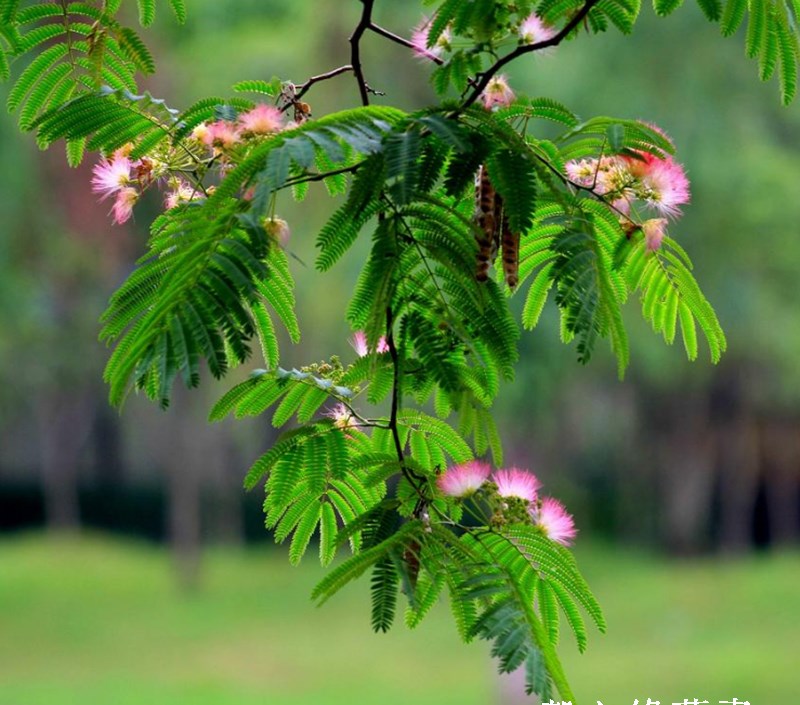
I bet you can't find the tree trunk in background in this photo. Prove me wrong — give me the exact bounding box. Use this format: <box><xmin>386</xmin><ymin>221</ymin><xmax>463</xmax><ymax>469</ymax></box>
<box><xmin>657</xmin><ymin>393</ymin><xmax>716</xmax><ymax>554</ymax></box>
<box><xmin>760</xmin><ymin>418</ymin><xmax>800</xmax><ymax>546</ymax></box>
<box><xmin>152</xmin><ymin>384</ymin><xmax>205</xmax><ymax>592</ymax></box>
<box><xmin>92</xmin><ymin>403</ymin><xmax>125</xmax><ymax>486</ymax></box>
<box><xmin>208</xmin><ymin>428</ymin><xmax>245</xmax><ymax>546</ymax></box>
<box><xmin>167</xmin><ymin>450</ymin><xmax>202</xmax><ymax>591</ymax></box>
<box><xmin>38</xmin><ymin>389</ymin><xmax>94</xmax><ymax>532</ymax></box>
<box><xmin>716</xmin><ymin>412</ymin><xmax>759</xmax><ymax>552</ymax></box>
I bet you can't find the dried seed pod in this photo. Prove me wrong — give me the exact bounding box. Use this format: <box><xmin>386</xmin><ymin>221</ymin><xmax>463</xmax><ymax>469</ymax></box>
<box><xmin>403</xmin><ymin>538</ymin><xmax>421</xmax><ymax>589</ymax></box>
<box><xmin>491</xmin><ymin>190</ymin><xmax>503</xmax><ymax>266</ymax></box>
<box><xmin>501</xmin><ymin>211</ymin><xmax>520</xmax><ymax>289</ymax></box>
<box><xmin>474</xmin><ymin>165</ymin><xmax>498</xmax><ymax>282</ymax></box>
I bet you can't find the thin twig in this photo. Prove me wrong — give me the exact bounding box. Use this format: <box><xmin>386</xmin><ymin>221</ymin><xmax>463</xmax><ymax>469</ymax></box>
<box><xmin>295</xmin><ymin>65</ymin><xmax>354</xmax><ymax>101</ymax></box>
<box><xmin>368</xmin><ymin>23</ymin><xmax>444</xmax><ymax>66</ymax></box>
<box><xmin>385</xmin><ymin>306</ymin><xmax>427</xmax><ymax>492</ymax></box>
<box><xmin>281</xmin><ymin>162</ymin><xmax>362</xmax><ymax>189</ymax></box>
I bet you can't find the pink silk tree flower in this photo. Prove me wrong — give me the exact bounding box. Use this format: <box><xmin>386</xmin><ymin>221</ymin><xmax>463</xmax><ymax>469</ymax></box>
<box><xmin>111</xmin><ymin>187</ymin><xmax>139</xmax><ymax>225</ymax></box>
<box><xmin>203</xmin><ymin>120</ymin><xmax>241</xmax><ymax>150</ymax></box>
<box><xmin>638</xmin><ymin>155</ymin><xmax>690</xmax><ymax>218</ymax></box>
<box><xmin>91</xmin><ymin>155</ymin><xmax>132</xmax><ymax>200</ymax></box>
<box><xmin>519</xmin><ymin>14</ymin><xmax>557</xmax><ymax>45</ymax></box>
<box><xmin>164</xmin><ymin>180</ymin><xmax>203</xmax><ymax>210</ymax></box>
<box><xmin>437</xmin><ymin>460</ymin><xmax>491</xmax><ymax>498</ymax></box>
<box><xmin>325</xmin><ymin>402</ymin><xmax>356</xmax><ymax>431</ymax></box>
<box><xmin>623</xmin><ymin>124</ymin><xmax>689</xmax><ymax>219</ymax></box>
<box><xmin>238</xmin><ymin>104</ymin><xmax>284</xmax><ymax>135</ymax></box>
<box><xmin>263</xmin><ymin>217</ymin><xmax>291</xmax><ymax>247</ymax></box>
<box><xmin>533</xmin><ymin>497</ymin><xmax>577</xmax><ymax>545</ymax></box>
<box><xmin>493</xmin><ymin>468</ymin><xmax>541</xmax><ymax>502</ymax></box>
<box><xmin>350</xmin><ymin>331</ymin><xmax>389</xmax><ymax>356</ymax></box>
<box><xmin>350</xmin><ymin>331</ymin><xmax>369</xmax><ymax>357</ymax></box>
<box><xmin>642</xmin><ymin>217</ymin><xmax>668</xmax><ymax>251</ymax></box>
<box><xmin>481</xmin><ymin>75</ymin><xmax>515</xmax><ymax>110</ymax></box>
<box><xmin>411</xmin><ymin>17</ymin><xmax>451</xmax><ymax>60</ymax></box>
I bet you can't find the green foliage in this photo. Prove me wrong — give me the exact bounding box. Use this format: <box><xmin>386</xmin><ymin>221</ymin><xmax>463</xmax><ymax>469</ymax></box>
<box><xmin>618</xmin><ymin>232</ymin><xmax>727</xmax><ymax>361</ymax></box>
<box><xmin>100</xmin><ymin>199</ymin><xmax>300</xmax><ymax>407</ymax></box>
<box><xmin>0</xmin><ymin>0</ymin><xmax>185</xmax><ymax>153</ymax></box>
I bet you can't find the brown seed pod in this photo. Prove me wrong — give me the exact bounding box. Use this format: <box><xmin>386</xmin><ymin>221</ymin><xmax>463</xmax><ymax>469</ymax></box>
<box><xmin>474</xmin><ymin>165</ymin><xmax>498</xmax><ymax>282</ymax></box>
<box><xmin>500</xmin><ymin>207</ymin><xmax>520</xmax><ymax>289</ymax></box>
<box><xmin>403</xmin><ymin>538</ymin><xmax>421</xmax><ymax>589</ymax></box>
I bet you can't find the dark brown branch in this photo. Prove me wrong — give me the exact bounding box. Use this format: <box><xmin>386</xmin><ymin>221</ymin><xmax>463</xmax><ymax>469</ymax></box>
<box><xmin>295</xmin><ymin>65</ymin><xmax>354</xmax><ymax>101</ymax></box>
<box><xmin>349</xmin><ymin>0</ymin><xmax>376</xmax><ymax>106</ymax></box>
<box><xmin>385</xmin><ymin>306</ymin><xmax>427</xmax><ymax>490</ymax></box>
<box><xmin>368</xmin><ymin>23</ymin><xmax>444</xmax><ymax>66</ymax></box>
<box><xmin>459</xmin><ymin>0</ymin><xmax>602</xmax><ymax>111</ymax></box>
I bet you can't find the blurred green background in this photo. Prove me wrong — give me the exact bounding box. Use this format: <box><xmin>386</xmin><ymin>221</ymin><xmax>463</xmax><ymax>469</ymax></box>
<box><xmin>0</xmin><ymin>2</ymin><xmax>798</xmax><ymax>704</ymax></box>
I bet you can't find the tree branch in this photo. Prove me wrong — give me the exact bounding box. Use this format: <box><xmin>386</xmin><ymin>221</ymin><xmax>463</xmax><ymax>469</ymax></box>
<box><xmin>385</xmin><ymin>306</ymin><xmax>427</xmax><ymax>493</ymax></box>
<box><xmin>349</xmin><ymin>0</ymin><xmax>376</xmax><ymax>106</ymax></box>
<box><xmin>368</xmin><ymin>23</ymin><xmax>444</xmax><ymax>66</ymax></box>
<box><xmin>459</xmin><ymin>0</ymin><xmax>602</xmax><ymax>111</ymax></box>
<box><xmin>295</xmin><ymin>65</ymin><xmax>354</xmax><ymax>101</ymax></box>
<box><xmin>281</xmin><ymin>162</ymin><xmax>362</xmax><ymax>189</ymax></box>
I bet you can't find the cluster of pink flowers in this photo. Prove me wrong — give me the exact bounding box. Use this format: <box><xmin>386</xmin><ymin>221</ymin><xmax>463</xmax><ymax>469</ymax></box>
<box><xmin>91</xmin><ymin>148</ymin><xmax>161</xmax><ymax>225</ymax></box>
<box><xmin>436</xmin><ymin>462</ymin><xmax>577</xmax><ymax>545</ymax></box>
<box><xmin>409</xmin><ymin>11</ymin><xmax>558</xmax><ymax>111</ymax></box>
<box><xmin>350</xmin><ymin>331</ymin><xmax>390</xmax><ymax>356</ymax></box>
<box><xmin>91</xmin><ymin>102</ymin><xmax>288</xmax><ymax>226</ymax></box>
<box><xmin>565</xmin><ymin>125</ymin><xmax>690</xmax><ymax>249</ymax></box>
<box><xmin>411</xmin><ymin>11</ymin><xmax>555</xmax><ymax>61</ymax></box>
<box><xmin>191</xmin><ymin>103</ymin><xmax>284</xmax><ymax>154</ymax></box>
<box><xmin>91</xmin><ymin>148</ymin><xmax>206</xmax><ymax>225</ymax></box>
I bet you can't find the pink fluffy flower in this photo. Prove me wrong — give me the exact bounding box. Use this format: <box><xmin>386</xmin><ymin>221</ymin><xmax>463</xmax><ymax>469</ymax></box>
<box><xmin>567</xmin><ymin>156</ymin><xmax>635</xmax><ymax>197</ymax></box>
<box><xmin>164</xmin><ymin>180</ymin><xmax>203</xmax><ymax>210</ymax></box>
<box><xmin>638</xmin><ymin>156</ymin><xmax>690</xmax><ymax>218</ymax></box>
<box><xmin>238</xmin><ymin>104</ymin><xmax>283</xmax><ymax>135</ymax></box>
<box><xmin>350</xmin><ymin>331</ymin><xmax>389</xmax><ymax>356</ymax></box>
<box><xmin>350</xmin><ymin>331</ymin><xmax>369</xmax><ymax>357</ymax></box>
<box><xmin>481</xmin><ymin>75</ymin><xmax>515</xmax><ymax>110</ymax></box>
<box><xmin>565</xmin><ymin>158</ymin><xmax>598</xmax><ymax>186</ymax></box>
<box><xmin>325</xmin><ymin>402</ymin><xmax>356</xmax><ymax>431</ymax></box>
<box><xmin>437</xmin><ymin>461</ymin><xmax>491</xmax><ymax>498</ymax></box>
<box><xmin>622</xmin><ymin>124</ymin><xmax>689</xmax><ymax>218</ymax></box>
<box><xmin>91</xmin><ymin>155</ymin><xmax>132</xmax><ymax>200</ymax></box>
<box><xmin>519</xmin><ymin>14</ymin><xmax>557</xmax><ymax>44</ymax></box>
<box><xmin>411</xmin><ymin>17</ymin><xmax>451</xmax><ymax>60</ymax></box>
<box><xmin>493</xmin><ymin>468</ymin><xmax>541</xmax><ymax>502</ymax></box>
<box><xmin>532</xmin><ymin>497</ymin><xmax>577</xmax><ymax>545</ymax></box>
<box><xmin>642</xmin><ymin>217</ymin><xmax>668</xmax><ymax>251</ymax></box>
<box><xmin>263</xmin><ymin>217</ymin><xmax>291</xmax><ymax>247</ymax></box>
<box><xmin>111</xmin><ymin>187</ymin><xmax>139</xmax><ymax>225</ymax></box>
<box><xmin>203</xmin><ymin>120</ymin><xmax>241</xmax><ymax>150</ymax></box>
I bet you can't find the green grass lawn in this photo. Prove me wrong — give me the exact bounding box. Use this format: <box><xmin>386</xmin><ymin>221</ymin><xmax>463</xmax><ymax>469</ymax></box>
<box><xmin>0</xmin><ymin>534</ymin><xmax>796</xmax><ymax>704</ymax></box>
